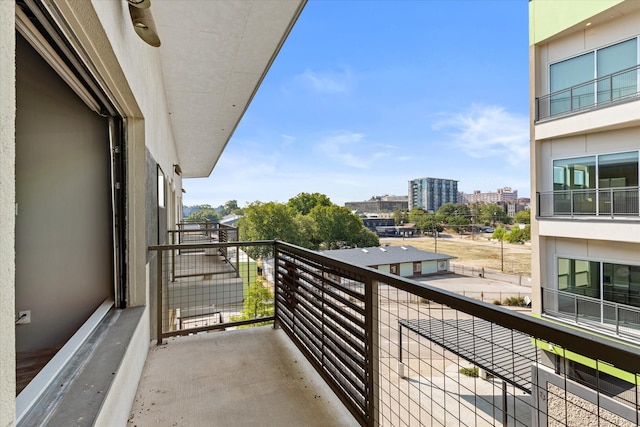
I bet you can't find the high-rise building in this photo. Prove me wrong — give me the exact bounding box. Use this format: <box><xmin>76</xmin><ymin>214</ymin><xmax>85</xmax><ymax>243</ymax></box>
<box><xmin>530</xmin><ymin>0</ymin><xmax>640</xmax><ymax>395</ymax></box>
<box><xmin>408</xmin><ymin>177</ymin><xmax>458</xmax><ymax>212</ymax></box>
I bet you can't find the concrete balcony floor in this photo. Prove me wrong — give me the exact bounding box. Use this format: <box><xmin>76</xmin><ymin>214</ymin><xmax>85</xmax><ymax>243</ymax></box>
<box><xmin>129</xmin><ymin>326</ymin><xmax>358</xmax><ymax>426</ymax></box>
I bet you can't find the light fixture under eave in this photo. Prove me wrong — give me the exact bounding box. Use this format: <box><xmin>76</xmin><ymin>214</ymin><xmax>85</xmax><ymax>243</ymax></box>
<box><xmin>126</xmin><ymin>0</ymin><xmax>151</xmax><ymax>9</ymax></box>
<box><xmin>129</xmin><ymin>4</ymin><xmax>160</xmax><ymax>47</ymax></box>
<box><xmin>174</xmin><ymin>164</ymin><xmax>182</xmax><ymax>176</ymax></box>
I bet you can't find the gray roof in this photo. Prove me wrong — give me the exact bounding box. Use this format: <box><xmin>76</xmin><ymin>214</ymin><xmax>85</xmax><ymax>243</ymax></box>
<box><xmin>320</xmin><ymin>245</ymin><xmax>455</xmax><ymax>267</ymax></box>
<box><xmin>399</xmin><ymin>318</ymin><xmax>537</xmax><ymax>393</ymax></box>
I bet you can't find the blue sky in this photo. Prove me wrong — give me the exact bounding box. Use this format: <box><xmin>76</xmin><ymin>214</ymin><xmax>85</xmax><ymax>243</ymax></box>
<box><xmin>184</xmin><ymin>0</ymin><xmax>530</xmax><ymax>208</ymax></box>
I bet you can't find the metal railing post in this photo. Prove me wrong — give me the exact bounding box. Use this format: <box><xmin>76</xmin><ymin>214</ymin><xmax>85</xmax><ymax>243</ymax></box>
<box><xmin>367</xmin><ymin>278</ymin><xmax>379</xmax><ymax>427</ymax></box>
<box><xmin>610</xmin><ymin>187</ymin><xmax>615</xmax><ymax>218</ymax></box>
<box><xmin>570</xmin><ymin>190</ymin><xmax>574</xmax><ymax>218</ymax></box>
<box><xmin>273</xmin><ymin>241</ymin><xmax>280</xmax><ymax>329</ymax></box>
<box><xmin>616</xmin><ymin>305</ymin><xmax>620</xmax><ymax>335</ymax></box>
<box><xmin>157</xmin><ymin>248</ymin><xmax>163</xmax><ymax>345</ymax></box>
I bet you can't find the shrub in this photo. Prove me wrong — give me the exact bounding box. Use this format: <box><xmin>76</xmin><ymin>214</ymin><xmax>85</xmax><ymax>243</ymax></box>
<box><xmin>459</xmin><ymin>366</ymin><xmax>479</xmax><ymax>377</ymax></box>
<box><xmin>503</xmin><ymin>296</ymin><xmax>528</xmax><ymax>307</ymax></box>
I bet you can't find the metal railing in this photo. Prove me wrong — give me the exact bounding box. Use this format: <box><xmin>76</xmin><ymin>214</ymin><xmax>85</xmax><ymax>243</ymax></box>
<box><xmin>150</xmin><ymin>240</ymin><xmax>640</xmax><ymax>426</ymax></box>
<box><xmin>536</xmin><ymin>64</ymin><xmax>640</xmax><ymax>121</ymax></box>
<box><xmin>538</xmin><ymin>187</ymin><xmax>640</xmax><ymax>218</ymax></box>
<box><xmin>541</xmin><ymin>287</ymin><xmax>640</xmax><ymax>339</ymax></box>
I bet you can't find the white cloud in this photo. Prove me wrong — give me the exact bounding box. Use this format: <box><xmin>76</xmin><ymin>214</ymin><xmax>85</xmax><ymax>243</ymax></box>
<box><xmin>315</xmin><ymin>131</ymin><xmax>368</xmax><ymax>168</ymax></box>
<box><xmin>298</xmin><ymin>66</ymin><xmax>354</xmax><ymax>94</ymax></box>
<box><xmin>432</xmin><ymin>105</ymin><xmax>529</xmax><ymax>166</ymax></box>
<box><xmin>281</xmin><ymin>134</ymin><xmax>296</xmax><ymax>146</ymax></box>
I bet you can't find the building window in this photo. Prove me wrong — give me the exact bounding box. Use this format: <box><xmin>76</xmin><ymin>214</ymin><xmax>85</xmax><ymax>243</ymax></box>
<box><xmin>557</xmin><ymin>258</ymin><xmax>600</xmax><ymax>299</ymax></box>
<box><xmin>603</xmin><ymin>263</ymin><xmax>640</xmax><ymax>307</ymax></box>
<box><xmin>557</xmin><ymin>257</ymin><xmax>640</xmax><ymax>310</ymax></box>
<box><xmin>390</xmin><ymin>264</ymin><xmax>399</xmax><ymax>275</ymax></box>
<box><xmin>549</xmin><ymin>38</ymin><xmax>638</xmax><ymax>116</ymax></box>
<box><xmin>551</xmin><ymin>151</ymin><xmax>639</xmax><ymax>216</ymax></box>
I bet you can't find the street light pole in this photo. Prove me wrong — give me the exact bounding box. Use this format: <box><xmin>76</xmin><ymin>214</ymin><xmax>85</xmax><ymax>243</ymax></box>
<box><xmin>433</xmin><ymin>225</ymin><xmax>437</xmax><ymax>253</ymax></box>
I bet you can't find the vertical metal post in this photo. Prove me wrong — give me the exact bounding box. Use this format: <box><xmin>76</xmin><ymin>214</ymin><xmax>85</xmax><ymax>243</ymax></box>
<box><xmin>398</xmin><ymin>324</ymin><xmax>403</xmax><ymax>364</ymax></box>
<box><xmin>610</xmin><ymin>187</ymin><xmax>614</xmax><ymax>219</ymax></box>
<box><xmin>502</xmin><ymin>381</ymin><xmax>508</xmax><ymax>426</ymax></box>
<box><xmin>156</xmin><ymin>249</ymin><xmax>163</xmax><ymax>345</ymax></box>
<box><xmin>273</xmin><ymin>241</ymin><xmax>280</xmax><ymax>329</ymax></box>
<box><xmin>366</xmin><ymin>278</ymin><xmax>379</xmax><ymax>427</ymax></box>
<box><xmin>570</xmin><ymin>190</ymin><xmax>574</xmax><ymax>218</ymax></box>
<box><xmin>574</xmin><ymin>295</ymin><xmax>579</xmax><ymax>324</ymax></box>
<box><xmin>616</xmin><ymin>304</ymin><xmax>620</xmax><ymax>335</ymax></box>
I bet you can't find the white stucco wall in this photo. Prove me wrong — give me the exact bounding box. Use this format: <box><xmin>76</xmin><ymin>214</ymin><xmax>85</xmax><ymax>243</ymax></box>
<box><xmin>0</xmin><ymin>1</ymin><xmax>15</xmax><ymax>424</ymax></box>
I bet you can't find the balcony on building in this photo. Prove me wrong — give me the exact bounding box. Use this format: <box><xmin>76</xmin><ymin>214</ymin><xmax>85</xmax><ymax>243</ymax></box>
<box><xmin>534</xmin><ymin>37</ymin><xmax>640</xmax><ymax>141</ymax></box>
<box><xmin>18</xmin><ymin>229</ymin><xmax>640</xmax><ymax>426</ymax></box>
<box><xmin>536</xmin><ymin>148</ymin><xmax>640</xmax><ymax>244</ymax></box>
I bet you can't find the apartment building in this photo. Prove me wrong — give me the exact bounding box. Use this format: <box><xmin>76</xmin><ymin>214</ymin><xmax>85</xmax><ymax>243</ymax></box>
<box><xmin>408</xmin><ymin>177</ymin><xmax>458</xmax><ymax>212</ymax></box>
<box><xmin>459</xmin><ymin>187</ymin><xmax>519</xmax><ymax>204</ymax></box>
<box><xmin>530</xmin><ymin>0</ymin><xmax>640</xmax><ymax>390</ymax></box>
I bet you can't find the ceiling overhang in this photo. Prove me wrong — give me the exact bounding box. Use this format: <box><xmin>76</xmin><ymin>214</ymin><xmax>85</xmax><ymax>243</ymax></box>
<box><xmin>152</xmin><ymin>0</ymin><xmax>306</xmax><ymax>178</ymax></box>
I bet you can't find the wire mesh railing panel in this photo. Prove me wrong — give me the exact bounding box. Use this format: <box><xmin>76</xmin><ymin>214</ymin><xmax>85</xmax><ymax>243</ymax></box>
<box><xmin>378</xmin><ymin>288</ymin><xmax>535</xmax><ymax>426</ymax></box>
<box><xmin>152</xmin><ymin>241</ymin><xmax>274</xmax><ymax>340</ymax></box>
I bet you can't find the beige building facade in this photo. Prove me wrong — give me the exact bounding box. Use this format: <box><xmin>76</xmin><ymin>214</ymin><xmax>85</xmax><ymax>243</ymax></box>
<box><xmin>530</xmin><ymin>0</ymin><xmax>640</xmax><ymax>374</ymax></box>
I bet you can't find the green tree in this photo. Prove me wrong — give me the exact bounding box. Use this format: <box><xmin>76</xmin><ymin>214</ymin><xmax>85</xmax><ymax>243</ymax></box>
<box><xmin>417</xmin><ymin>213</ymin><xmax>444</xmax><ymax>235</ymax></box>
<box><xmin>393</xmin><ymin>209</ymin><xmax>409</xmax><ymax>225</ymax></box>
<box><xmin>508</xmin><ymin>225</ymin><xmax>530</xmax><ymax>243</ymax></box>
<box><xmin>437</xmin><ymin>203</ymin><xmax>471</xmax><ymax>218</ymax></box>
<box><xmin>308</xmin><ymin>205</ymin><xmax>364</xmax><ymax>249</ymax></box>
<box><xmin>447</xmin><ymin>215</ymin><xmax>471</xmax><ymax>234</ymax></box>
<box><xmin>353</xmin><ymin>228</ymin><xmax>380</xmax><ymax>248</ymax></box>
<box><xmin>492</xmin><ymin>226</ymin><xmax>508</xmax><ymax>241</ymax></box>
<box><xmin>479</xmin><ymin>204</ymin><xmax>509</xmax><ymax>225</ymax></box>
<box><xmin>187</xmin><ymin>208</ymin><xmax>219</xmax><ymax>223</ymax></box>
<box><xmin>220</xmin><ymin>199</ymin><xmax>242</xmax><ymax>216</ymax></box>
<box><xmin>287</xmin><ymin>192</ymin><xmax>332</xmax><ymax>216</ymax></box>
<box><xmin>408</xmin><ymin>207</ymin><xmax>426</xmax><ymax>224</ymax></box>
<box><xmin>238</xmin><ymin>201</ymin><xmax>300</xmax><ymax>258</ymax></box>
<box><xmin>513</xmin><ymin>210</ymin><xmax>531</xmax><ymax>224</ymax></box>
<box><xmin>231</xmin><ymin>279</ymin><xmax>274</xmax><ymax>327</ymax></box>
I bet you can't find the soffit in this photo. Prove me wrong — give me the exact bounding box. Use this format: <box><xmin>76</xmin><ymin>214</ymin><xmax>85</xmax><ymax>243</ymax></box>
<box><xmin>152</xmin><ymin>0</ymin><xmax>306</xmax><ymax>178</ymax></box>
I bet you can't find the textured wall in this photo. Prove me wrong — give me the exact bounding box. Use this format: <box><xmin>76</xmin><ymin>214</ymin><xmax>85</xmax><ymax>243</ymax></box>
<box><xmin>0</xmin><ymin>1</ymin><xmax>15</xmax><ymax>424</ymax></box>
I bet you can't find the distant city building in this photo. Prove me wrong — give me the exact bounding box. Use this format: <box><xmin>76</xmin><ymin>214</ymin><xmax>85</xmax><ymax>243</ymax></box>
<box><xmin>496</xmin><ymin>198</ymin><xmax>530</xmax><ymax>217</ymax></box>
<box><xmin>408</xmin><ymin>177</ymin><xmax>458</xmax><ymax>212</ymax></box>
<box><xmin>458</xmin><ymin>187</ymin><xmax>518</xmax><ymax>204</ymax></box>
<box><xmin>345</xmin><ymin>195</ymin><xmax>408</xmax><ymax>214</ymax></box>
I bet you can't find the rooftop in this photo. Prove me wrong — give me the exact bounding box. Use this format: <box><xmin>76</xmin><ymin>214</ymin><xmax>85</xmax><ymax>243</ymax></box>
<box><xmin>320</xmin><ymin>245</ymin><xmax>455</xmax><ymax>267</ymax></box>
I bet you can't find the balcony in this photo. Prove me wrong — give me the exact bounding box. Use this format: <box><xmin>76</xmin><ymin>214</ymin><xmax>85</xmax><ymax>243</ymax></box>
<box><xmin>137</xmin><ymin>239</ymin><xmax>640</xmax><ymax>426</ymax></box>
<box><xmin>542</xmin><ymin>288</ymin><xmax>640</xmax><ymax>341</ymax></box>
<box><xmin>538</xmin><ymin>187</ymin><xmax>640</xmax><ymax>218</ymax></box>
<box><xmin>536</xmin><ymin>65</ymin><xmax>640</xmax><ymax>122</ymax></box>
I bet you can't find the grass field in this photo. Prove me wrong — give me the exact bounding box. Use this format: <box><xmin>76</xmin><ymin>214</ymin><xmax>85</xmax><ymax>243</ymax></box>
<box><xmin>381</xmin><ymin>233</ymin><xmax>531</xmax><ymax>276</ymax></box>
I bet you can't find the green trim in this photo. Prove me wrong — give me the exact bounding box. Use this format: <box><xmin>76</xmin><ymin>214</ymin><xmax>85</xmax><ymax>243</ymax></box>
<box><xmin>531</xmin><ymin>315</ymin><xmax>640</xmax><ymax>384</ymax></box>
<box><xmin>529</xmin><ymin>0</ymin><xmax>625</xmax><ymax>45</ymax></box>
